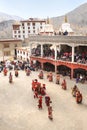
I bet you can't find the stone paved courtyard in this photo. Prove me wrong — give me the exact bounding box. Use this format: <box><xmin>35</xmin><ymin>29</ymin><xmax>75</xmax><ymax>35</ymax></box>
<box><xmin>0</xmin><ymin>69</ymin><xmax>87</xmax><ymax>130</ymax></box>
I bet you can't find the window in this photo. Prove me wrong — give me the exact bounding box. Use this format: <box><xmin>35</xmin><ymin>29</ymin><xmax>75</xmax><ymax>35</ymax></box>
<box><xmin>28</xmin><ymin>27</ymin><xmax>30</xmax><ymax>29</ymax></box>
<box><xmin>23</xmin><ymin>31</ymin><xmax>25</xmax><ymax>33</ymax></box>
<box><xmin>40</xmin><ymin>26</ymin><xmax>42</xmax><ymax>29</ymax></box>
<box><xmin>4</xmin><ymin>51</ymin><xmax>10</xmax><ymax>56</ymax></box>
<box><xmin>32</xmin><ymin>22</ymin><xmax>35</xmax><ymax>26</ymax></box>
<box><xmin>23</xmin><ymin>26</ymin><xmax>25</xmax><ymax>29</ymax></box>
<box><xmin>22</xmin><ymin>23</ymin><xmax>24</xmax><ymax>26</ymax></box>
<box><xmin>28</xmin><ymin>30</ymin><xmax>30</xmax><ymax>33</ymax></box>
<box><xmin>14</xmin><ymin>35</ymin><xmax>17</xmax><ymax>38</ymax></box>
<box><xmin>18</xmin><ymin>31</ymin><xmax>20</xmax><ymax>33</ymax></box>
<box><xmin>13</xmin><ymin>26</ymin><xmax>20</xmax><ymax>30</ymax></box>
<box><xmin>23</xmin><ymin>52</ymin><xmax>25</xmax><ymax>55</ymax></box>
<box><xmin>27</xmin><ymin>23</ymin><xmax>30</xmax><ymax>26</ymax></box>
<box><xmin>4</xmin><ymin>44</ymin><xmax>9</xmax><ymax>48</ymax></box>
<box><xmin>18</xmin><ymin>35</ymin><xmax>21</xmax><ymax>38</ymax></box>
<box><xmin>27</xmin><ymin>53</ymin><xmax>28</xmax><ymax>56</ymax></box>
<box><xmin>15</xmin><ymin>44</ymin><xmax>17</xmax><ymax>47</ymax></box>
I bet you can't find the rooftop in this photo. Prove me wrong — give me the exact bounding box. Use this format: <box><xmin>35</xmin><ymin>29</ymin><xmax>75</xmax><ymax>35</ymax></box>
<box><xmin>28</xmin><ymin>35</ymin><xmax>87</xmax><ymax>45</ymax></box>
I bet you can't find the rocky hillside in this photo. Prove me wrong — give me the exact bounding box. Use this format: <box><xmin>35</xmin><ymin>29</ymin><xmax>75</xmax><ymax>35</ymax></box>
<box><xmin>0</xmin><ymin>12</ymin><xmax>22</xmax><ymax>22</ymax></box>
<box><xmin>0</xmin><ymin>12</ymin><xmax>23</xmax><ymax>39</ymax></box>
<box><xmin>50</xmin><ymin>3</ymin><xmax>87</xmax><ymax>35</ymax></box>
<box><xmin>0</xmin><ymin>20</ymin><xmax>15</xmax><ymax>38</ymax></box>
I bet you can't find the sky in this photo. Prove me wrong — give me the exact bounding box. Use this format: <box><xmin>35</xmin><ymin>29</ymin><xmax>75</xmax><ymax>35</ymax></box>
<box><xmin>0</xmin><ymin>0</ymin><xmax>87</xmax><ymax>19</ymax></box>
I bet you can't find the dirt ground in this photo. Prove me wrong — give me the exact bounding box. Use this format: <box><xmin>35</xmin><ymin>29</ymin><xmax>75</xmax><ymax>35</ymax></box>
<box><xmin>0</xmin><ymin>69</ymin><xmax>87</xmax><ymax>130</ymax></box>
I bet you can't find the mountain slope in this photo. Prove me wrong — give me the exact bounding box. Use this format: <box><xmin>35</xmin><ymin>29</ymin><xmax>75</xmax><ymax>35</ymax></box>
<box><xmin>0</xmin><ymin>20</ymin><xmax>15</xmax><ymax>38</ymax></box>
<box><xmin>50</xmin><ymin>3</ymin><xmax>87</xmax><ymax>34</ymax></box>
<box><xmin>0</xmin><ymin>12</ymin><xmax>23</xmax><ymax>38</ymax></box>
<box><xmin>0</xmin><ymin>12</ymin><xmax>23</xmax><ymax>22</ymax></box>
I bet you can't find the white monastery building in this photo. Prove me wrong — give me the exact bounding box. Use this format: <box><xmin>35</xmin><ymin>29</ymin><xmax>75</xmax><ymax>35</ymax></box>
<box><xmin>13</xmin><ymin>17</ymin><xmax>74</xmax><ymax>61</ymax></box>
<box><xmin>17</xmin><ymin>47</ymin><xmax>30</xmax><ymax>61</ymax></box>
<box><xmin>12</xmin><ymin>18</ymin><xmax>46</xmax><ymax>40</ymax></box>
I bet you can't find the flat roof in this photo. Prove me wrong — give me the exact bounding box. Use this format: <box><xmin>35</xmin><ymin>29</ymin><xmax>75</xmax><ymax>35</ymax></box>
<box><xmin>20</xmin><ymin>18</ymin><xmax>46</xmax><ymax>23</ymax></box>
<box><xmin>0</xmin><ymin>39</ymin><xmax>22</xmax><ymax>43</ymax></box>
<box><xmin>28</xmin><ymin>35</ymin><xmax>87</xmax><ymax>45</ymax></box>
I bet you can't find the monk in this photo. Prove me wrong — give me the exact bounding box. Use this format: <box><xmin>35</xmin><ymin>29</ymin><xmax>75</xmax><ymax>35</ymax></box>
<box><xmin>48</xmin><ymin>72</ymin><xmax>53</xmax><ymax>82</ymax></box>
<box><xmin>26</xmin><ymin>68</ymin><xmax>31</xmax><ymax>76</ymax></box>
<box><xmin>15</xmin><ymin>69</ymin><xmax>18</xmax><ymax>77</ymax></box>
<box><xmin>34</xmin><ymin>90</ymin><xmax>38</xmax><ymax>98</ymax></box>
<box><xmin>45</xmin><ymin>95</ymin><xmax>51</xmax><ymax>106</ymax></box>
<box><xmin>48</xmin><ymin>106</ymin><xmax>53</xmax><ymax>120</ymax></box>
<box><xmin>38</xmin><ymin>70</ymin><xmax>43</xmax><ymax>79</ymax></box>
<box><xmin>72</xmin><ymin>85</ymin><xmax>79</xmax><ymax>97</ymax></box>
<box><xmin>61</xmin><ymin>79</ymin><xmax>67</xmax><ymax>90</ymax></box>
<box><xmin>3</xmin><ymin>67</ymin><xmax>8</xmax><ymax>76</ymax></box>
<box><xmin>76</xmin><ymin>91</ymin><xmax>82</xmax><ymax>103</ymax></box>
<box><xmin>56</xmin><ymin>74</ymin><xmax>60</xmax><ymax>84</ymax></box>
<box><xmin>9</xmin><ymin>72</ymin><xmax>13</xmax><ymax>83</ymax></box>
<box><xmin>38</xmin><ymin>96</ymin><xmax>43</xmax><ymax>109</ymax></box>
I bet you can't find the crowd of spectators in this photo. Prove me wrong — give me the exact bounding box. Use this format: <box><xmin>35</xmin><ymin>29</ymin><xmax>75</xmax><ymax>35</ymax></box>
<box><xmin>31</xmin><ymin>45</ymin><xmax>87</xmax><ymax>64</ymax></box>
<box><xmin>74</xmin><ymin>52</ymin><xmax>87</xmax><ymax>64</ymax></box>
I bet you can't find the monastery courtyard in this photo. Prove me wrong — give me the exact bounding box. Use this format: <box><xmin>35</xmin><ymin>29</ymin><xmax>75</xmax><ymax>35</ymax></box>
<box><xmin>0</xmin><ymin>69</ymin><xmax>87</xmax><ymax>130</ymax></box>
